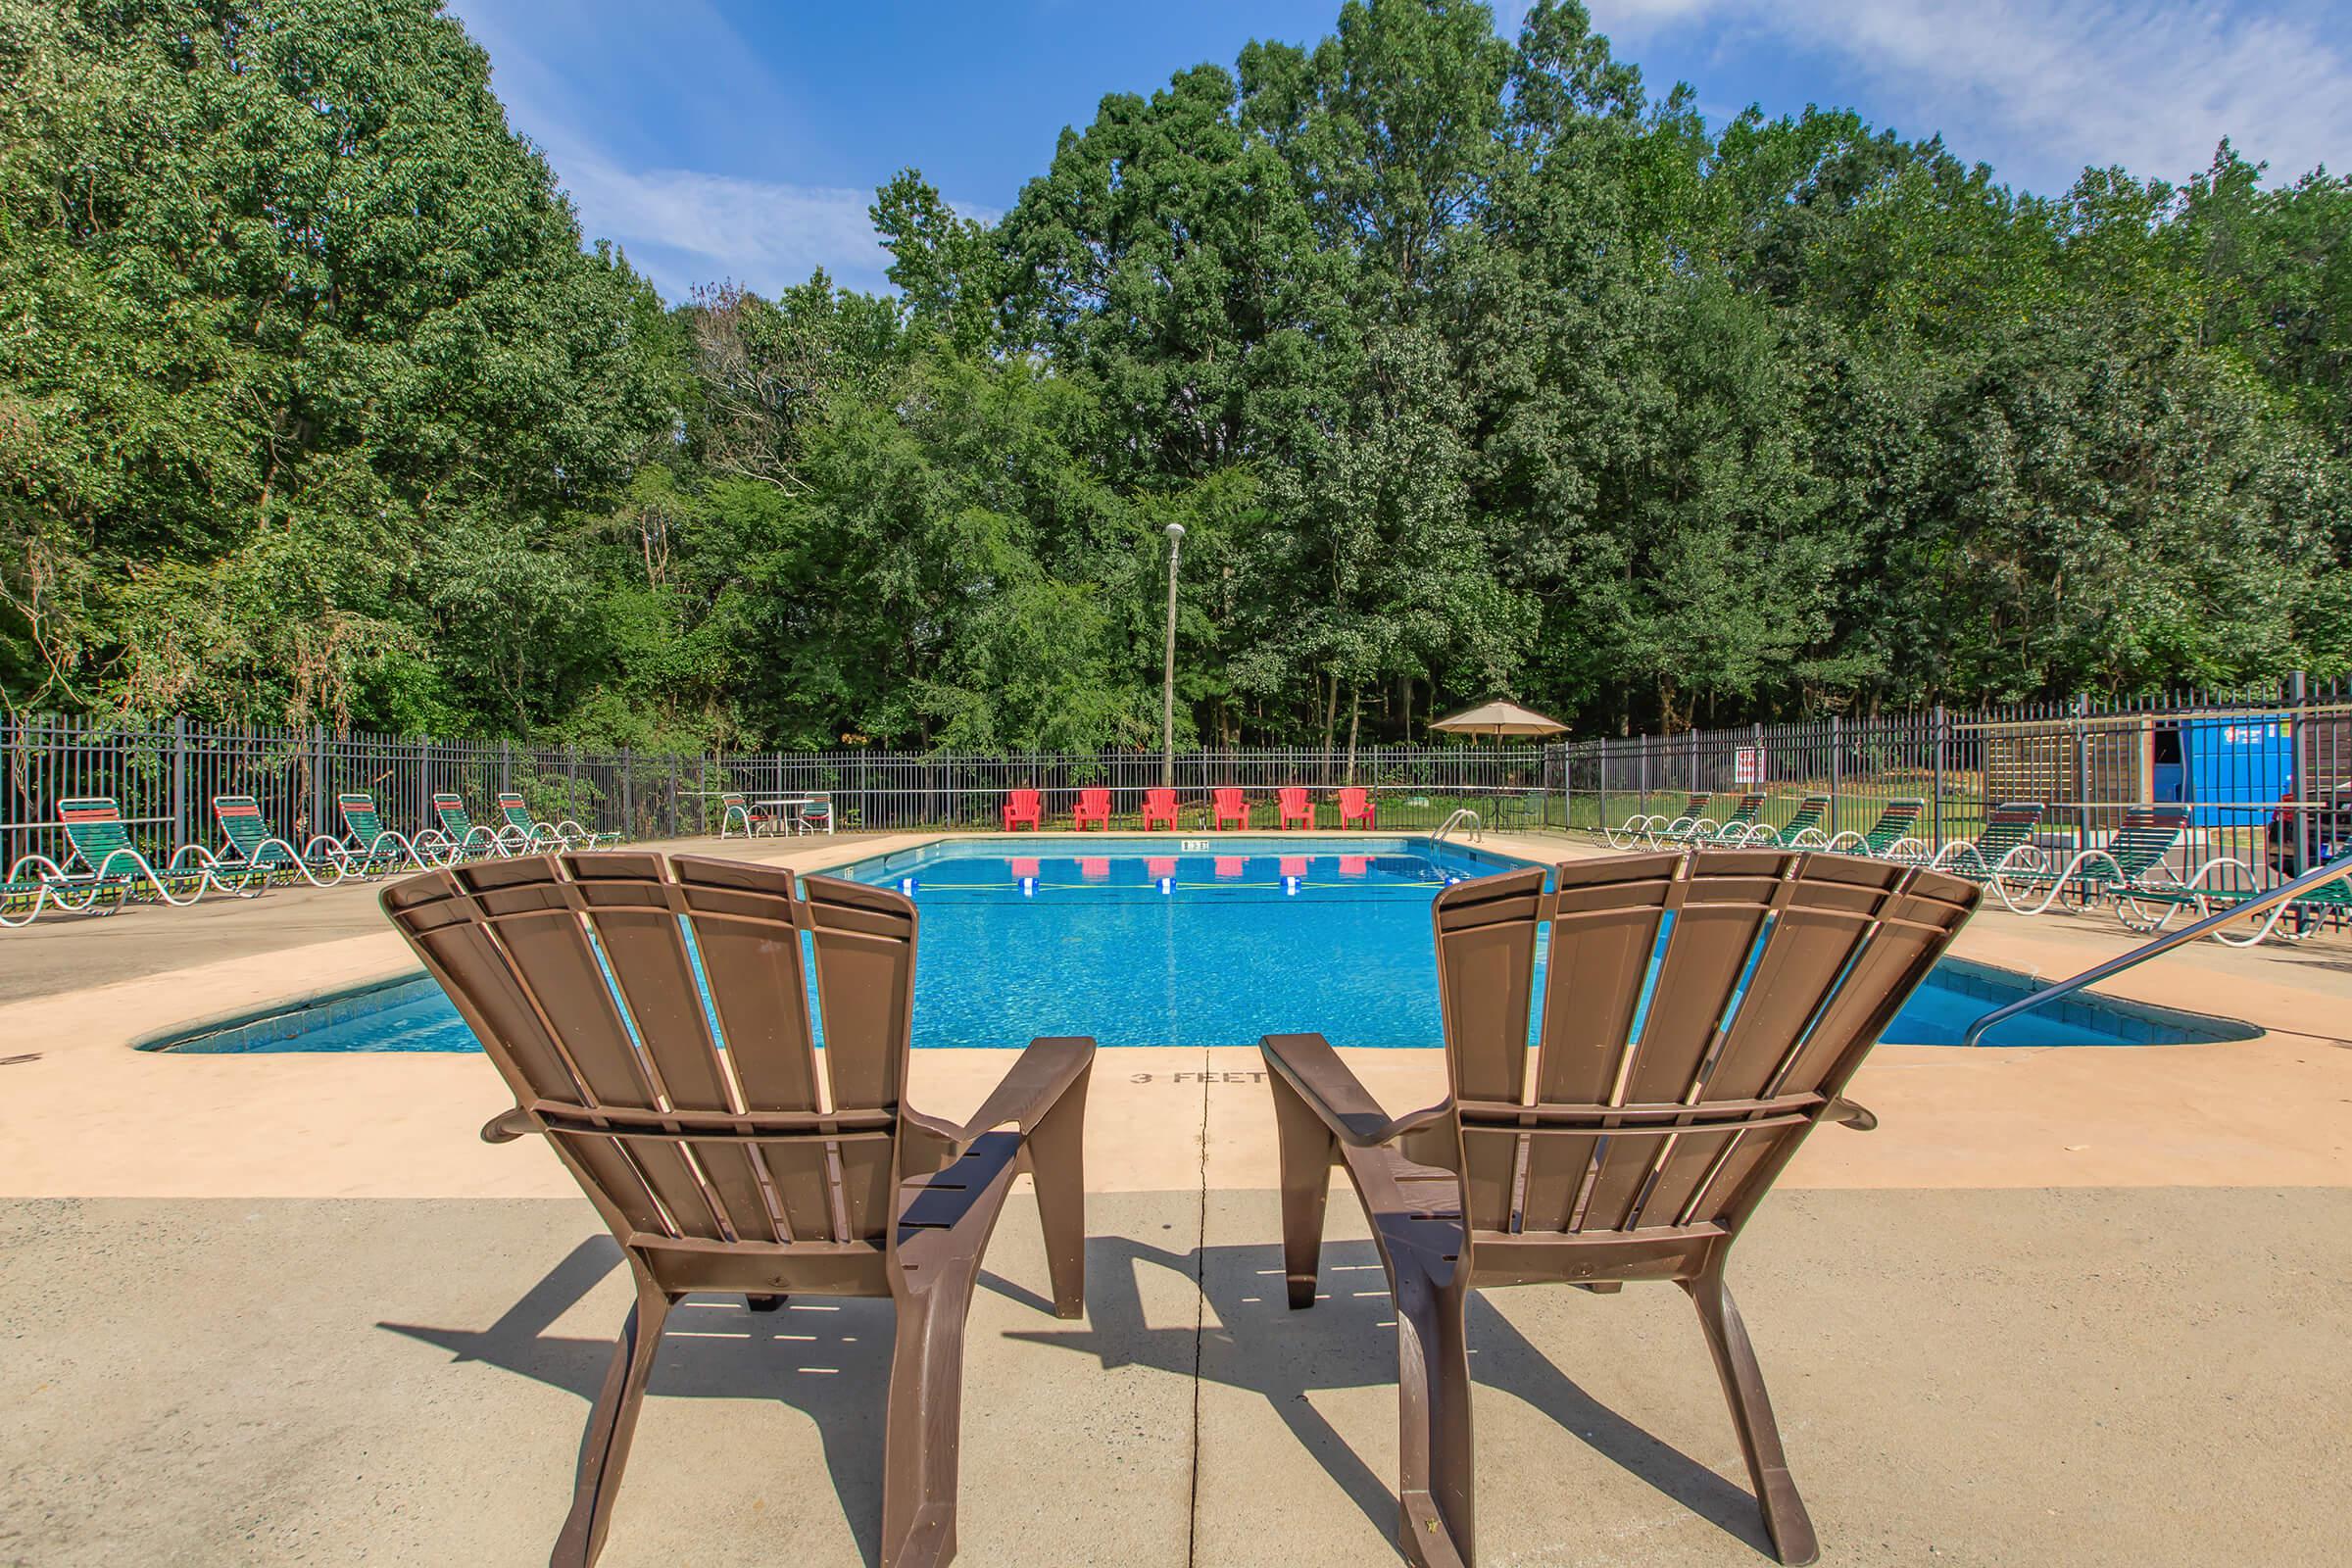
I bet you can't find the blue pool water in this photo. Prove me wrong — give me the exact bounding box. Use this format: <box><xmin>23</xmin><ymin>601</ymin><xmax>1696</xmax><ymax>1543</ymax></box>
<box><xmin>154</xmin><ymin>838</ymin><xmax>2256</xmax><ymax>1054</ymax></box>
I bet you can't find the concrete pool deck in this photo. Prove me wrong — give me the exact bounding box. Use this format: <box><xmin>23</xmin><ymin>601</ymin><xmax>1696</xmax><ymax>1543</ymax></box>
<box><xmin>4</xmin><ymin>828</ymin><xmax>2350</xmax><ymax>1565</ymax></box>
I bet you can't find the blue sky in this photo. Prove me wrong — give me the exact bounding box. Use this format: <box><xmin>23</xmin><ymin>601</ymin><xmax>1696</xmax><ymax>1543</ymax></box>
<box><xmin>444</xmin><ymin>0</ymin><xmax>2350</xmax><ymax>305</ymax></box>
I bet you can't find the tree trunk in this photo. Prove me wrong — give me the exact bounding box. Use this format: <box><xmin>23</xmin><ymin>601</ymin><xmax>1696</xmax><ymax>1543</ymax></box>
<box><xmin>1345</xmin><ymin>686</ymin><xmax>1362</xmax><ymax>783</ymax></box>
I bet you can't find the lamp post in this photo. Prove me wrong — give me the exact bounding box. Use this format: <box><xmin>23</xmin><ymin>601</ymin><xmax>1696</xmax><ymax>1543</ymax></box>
<box><xmin>1161</xmin><ymin>522</ymin><xmax>1185</xmax><ymax>787</ymax></box>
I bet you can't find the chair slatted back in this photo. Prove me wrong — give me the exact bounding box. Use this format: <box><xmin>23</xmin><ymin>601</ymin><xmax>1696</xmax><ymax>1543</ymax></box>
<box><xmin>383</xmin><ymin>854</ymin><xmax>915</xmax><ymax>1250</ymax></box>
<box><xmin>213</xmin><ymin>795</ymin><xmax>283</xmax><ymax>863</ymax></box>
<box><xmin>1777</xmin><ymin>794</ymin><xmax>1830</xmax><ymax>837</ymax></box>
<box><xmin>432</xmin><ymin>792</ymin><xmax>476</xmax><ymax>839</ymax></box>
<box><xmin>339</xmin><ymin>793</ymin><xmax>387</xmax><ymax>843</ymax></box>
<box><xmin>1671</xmin><ymin>792</ymin><xmax>1708</xmax><ymax>819</ymax></box>
<box><xmin>1077</xmin><ymin>788</ymin><xmax>1110</xmax><ymax>812</ymax></box>
<box><xmin>1339</xmin><ymin>787</ymin><xmax>1371</xmax><ymax>813</ymax></box>
<box><xmin>1858</xmin><ymin>799</ymin><xmax>1925</xmax><ymax>853</ymax></box>
<box><xmin>59</xmin><ymin>798</ymin><xmax>133</xmax><ymax>869</ymax></box>
<box><xmin>1973</xmin><ymin>802</ymin><xmax>2045</xmax><ymax>858</ymax></box>
<box><xmin>496</xmin><ymin>792</ymin><xmax>539</xmax><ymax>834</ymax></box>
<box><xmin>2108</xmin><ymin>806</ymin><xmax>2187</xmax><ymax>878</ymax></box>
<box><xmin>1278</xmin><ymin>786</ymin><xmax>1310</xmax><ymax>811</ymax></box>
<box><xmin>1145</xmin><ymin>788</ymin><xmax>1177</xmax><ymax>810</ymax></box>
<box><xmin>1213</xmin><ymin>787</ymin><xmax>1246</xmax><ymax>810</ymax></box>
<box><xmin>1722</xmin><ymin>793</ymin><xmax>1765</xmax><ymax>827</ymax></box>
<box><xmin>1434</xmin><ymin>852</ymin><xmax>1975</xmax><ymax>1243</ymax></box>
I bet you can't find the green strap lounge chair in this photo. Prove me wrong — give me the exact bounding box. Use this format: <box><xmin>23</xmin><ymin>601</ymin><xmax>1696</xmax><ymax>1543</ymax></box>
<box><xmin>1920</xmin><ymin>802</ymin><xmax>2046</xmax><ymax>879</ymax></box>
<box><xmin>1743</xmin><ymin>793</ymin><xmax>1832</xmax><ymax>848</ymax></box>
<box><xmin>1696</xmin><ymin>791</ymin><xmax>1767</xmax><ymax>844</ymax></box>
<box><xmin>2125</xmin><ymin>853</ymin><xmax>2352</xmax><ymax>946</ymax></box>
<box><xmin>1600</xmin><ymin>792</ymin><xmax>1710</xmax><ymax>851</ymax></box>
<box><xmin>495</xmin><ymin>791</ymin><xmax>618</xmax><ymax>851</ymax></box>
<box><xmin>1825</xmin><ymin>799</ymin><xmax>1926</xmax><ymax>859</ymax></box>
<box><xmin>337</xmin><ymin>793</ymin><xmax>456</xmax><ymax>871</ymax></box>
<box><xmin>1985</xmin><ymin>805</ymin><xmax>2196</xmax><ymax>916</ymax></box>
<box><xmin>212</xmin><ymin>795</ymin><xmax>358</xmax><ymax>887</ymax></box>
<box><xmin>431</xmin><ymin>792</ymin><xmax>516</xmax><ymax>858</ymax></box>
<box><xmin>0</xmin><ymin>864</ymin><xmax>120</xmax><ymax>927</ymax></box>
<box><xmin>51</xmin><ymin>796</ymin><xmax>249</xmax><ymax>905</ymax></box>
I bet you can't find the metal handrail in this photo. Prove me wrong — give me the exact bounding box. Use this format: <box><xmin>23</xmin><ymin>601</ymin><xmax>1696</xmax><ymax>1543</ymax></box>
<box><xmin>1960</xmin><ymin>853</ymin><xmax>2352</xmax><ymax>1046</ymax></box>
<box><xmin>1433</xmin><ymin>808</ymin><xmax>1482</xmax><ymax>845</ymax></box>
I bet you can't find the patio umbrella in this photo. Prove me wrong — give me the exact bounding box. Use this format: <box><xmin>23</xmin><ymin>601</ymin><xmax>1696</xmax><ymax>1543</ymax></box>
<box><xmin>1428</xmin><ymin>699</ymin><xmax>1569</xmax><ymax>740</ymax></box>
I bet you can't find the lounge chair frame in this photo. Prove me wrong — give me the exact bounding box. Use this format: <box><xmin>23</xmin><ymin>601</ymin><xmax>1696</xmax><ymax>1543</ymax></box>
<box><xmin>383</xmin><ymin>853</ymin><xmax>1095</xmax><ymax>1568</ymax></box>
<box><xmin>432</xmin><ymin>792</ymin><xmax>521</xmax><ymax>858</ymax></box>
<box><xmin>496</xmin><ymin>790</ymin><xmax>617</xmax><ymax>852</ymax></box>
<box><xmin>337</xmin><ymin>793</ymin><xmax>460</xmax><ymax>872</ymax></box>
<box><xmin>1824</xmin><ymin>798</ymin><xmax>1926</xmax><ymax>859</ymax></box>
<box><xmin>211</xmin><ymin>794</ymin><xmax>358</xmax><ymax>887</ymax></box>
<box><xmin>1739</xmin><ymin>794</ymin><xmax>1831</xmax><ymax>849</ymax></box>
<box><xmin>1262</xmin><ymin>851</ymin><xmax>1977</xmax><ymax>1566</ymax></box>
<box><xmin>1601</xmin><ymin>792</ymin><xmax>1711</xmax><ymax>851</ymax></box>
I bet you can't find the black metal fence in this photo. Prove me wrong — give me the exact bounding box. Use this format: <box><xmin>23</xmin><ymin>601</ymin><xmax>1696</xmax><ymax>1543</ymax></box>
<box><xmin>9</xmin><ymin>678</ymin><xmax>2347</xmax><ymax>887</ymax></box>
<box><xmin>0</xmin><ymin>715</ymin><xmax>1556</xmax><ymax>868</ymax></box>
<box><xmin>1558</xmin><ymin>678</ymin><xmax>2352</xmax><ymax>887</ymax></box>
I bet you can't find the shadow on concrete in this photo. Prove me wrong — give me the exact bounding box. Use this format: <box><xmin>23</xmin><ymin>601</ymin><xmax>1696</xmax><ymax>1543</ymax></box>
<box><xmin>1005</xmin><ymin>1233</ymin><xmax>1775</xmax><ymax>1560</ymax></box>
<box><xmin>383</xmin><ymin>1230</ymin><xmax>1771</xmax><ymax>1565</ymax></box>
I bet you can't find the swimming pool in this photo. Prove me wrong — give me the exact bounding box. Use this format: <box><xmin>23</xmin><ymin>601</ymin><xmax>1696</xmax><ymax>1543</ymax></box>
<box><xmin>152</xmin><ymin>837</ymin><xmax>2257</xmax><ymax>1053</ymax></box>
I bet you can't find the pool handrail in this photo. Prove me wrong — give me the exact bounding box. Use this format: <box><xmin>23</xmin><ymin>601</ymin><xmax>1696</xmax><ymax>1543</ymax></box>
<box><xmin>1432</xmin><ymin>807</ymin><xmax>1481</xmax><ymax>844</ymax></box>
<box><xmin>1959</xmin><ymin>850</ymin><xmax>2352</xmax><ymax>1046</ymax></box>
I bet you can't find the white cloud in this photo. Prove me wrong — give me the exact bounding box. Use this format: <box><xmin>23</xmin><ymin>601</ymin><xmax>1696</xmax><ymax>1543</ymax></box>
<box><xmin>1586</xmin><ymin>0</ymin><xmax>2351</xmax><ymax>190</ymax></box>
<box><xmin>555</xmin><ymin>155</ymin><xmax>896</xmax><ymax>299</ymax></box>
<box><xmin>447</xmin><ymin>0</ymin><xmax>998</xmax><ymax>303</ymax></box>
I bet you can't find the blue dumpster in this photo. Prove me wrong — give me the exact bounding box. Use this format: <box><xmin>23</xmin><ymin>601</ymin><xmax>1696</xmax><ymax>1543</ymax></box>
<box><xmin>2180</xmin><ymin>719</ymin><xmax>2293</xmax><ymax>828</ymax></box>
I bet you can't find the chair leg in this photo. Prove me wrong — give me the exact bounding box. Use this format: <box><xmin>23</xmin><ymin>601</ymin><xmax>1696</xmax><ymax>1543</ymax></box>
<box><xmin>881</xmin><ymin>1261</ymin><xmax>981</xmax><ymax>1568</ymax></box>
<box><xmin>1268</xmin><ymin>1070</ymin><xmax>1335</xmax><ymax>1309</ymax></box>
<box><xmin>1393</xmin><ymin>1266</ymin><xmax>1475</xmax><ymax>1568</ymax></box>
<box><xmin>553</xmin><ymin>1270</ymin><xmax>672</xmax><ymax>1568</ymax></box>
<box><xmin>1685</xmin><ymin>1264</ymin><xmax>1820</xmax><ymax>1566</ymax></box>
<box><xmin>1021</xmin><ymin>1059</ymin><xmax>1092</xmax><ymax>1319</ymax></box>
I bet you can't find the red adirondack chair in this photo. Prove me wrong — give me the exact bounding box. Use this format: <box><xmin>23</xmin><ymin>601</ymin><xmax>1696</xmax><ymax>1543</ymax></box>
<box><xmin>1338</xmin><ymin>786</ymin><xmax>1375</xmax><ymax>829</ymax></box>
<box><xmin>1003</xmin><ymin>788</ymin><xmax>1043</xmax><ymax>832</ymax></box>
<box><xmin>1277</xmin><ymin>787</ymin><xmax>1314</xmax><ymax>830</ymax></box>
<box><xmin>1142</xmin><ymin>788</ymin><xmax>1182</xmax><ymax>830</ymax></box>
<box><xmin>1072</xmin><ymin>787</ymin><xmax>1112</xmax><ymax>831</ymax></box>
<box><xmin>1213</xmin><ymin>788</ymin><xmax>1250</xmax><ymax>829</ymax></box>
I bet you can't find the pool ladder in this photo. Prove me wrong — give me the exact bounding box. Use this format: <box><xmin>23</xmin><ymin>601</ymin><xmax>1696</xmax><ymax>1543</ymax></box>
<box><xmin>1433</xmin><ymin>808</ymin><xmax>1482</xmax><ymax>845</ymax></box>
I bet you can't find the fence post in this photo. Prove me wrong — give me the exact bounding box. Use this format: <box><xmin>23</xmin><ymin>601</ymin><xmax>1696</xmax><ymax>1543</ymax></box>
<box><xmin>621</xmin><ymin>748</ymin><xmax>634</xmax><ymax>839</ymax></box>
<box><xmin>667</xmin><ymin>755</ymin><xmax>678</xmax><ymax>838</ymax></box>
<box><xmin>172</xmin><ymin>713</ymin><xmax>188</xmax><ymax>848</ymax></box>
<box><xmin>2285</xmin><ymin>667</ymin><xmax>2305</xmax><ymax>879</ymax></box>
<box><xmin>312</xmin><ymin>724</ymin><xmax>327</xmax><ymax>838</ymax></box>
<box><xmin>1932</xmin><ymin>704</ymin><xmax>1946</xmax><ymax>851</ymax></box>
<box><xmin>2074</xmin><ymin>692</ymin><xmax>2092</xmax><ymax>892</ymax></box>
<box><xmin>1829</xmin><ymin>713</ymin><xmax>1841</xmax><ymax>830</ymax></box>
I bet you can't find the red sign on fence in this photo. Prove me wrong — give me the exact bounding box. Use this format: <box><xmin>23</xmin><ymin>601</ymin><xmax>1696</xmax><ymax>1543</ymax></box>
<box><xmin>1735</xmin><ymin>747</ymin><xmax>1765</xmax><ymax>785</ymax></box>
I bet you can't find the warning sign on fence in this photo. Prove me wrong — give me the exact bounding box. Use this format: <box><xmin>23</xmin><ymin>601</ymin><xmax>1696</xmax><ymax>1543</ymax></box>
<box><xmin>1735</xmin><ymin>747</ymin><xmax>1765</xmax><ymax>785</ymax></box>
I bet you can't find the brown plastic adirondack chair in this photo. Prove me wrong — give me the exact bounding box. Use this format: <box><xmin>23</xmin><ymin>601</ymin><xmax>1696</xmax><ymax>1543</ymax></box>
<box><xmin>381</xmin><ymin>852</ymin><xmax>1095</xmax><ymax>1568</ymax></box>
<box><xmin>1261</xmin><ymin>849</ymin><xmax>1977</xmax><ymax>1567</ymax></box>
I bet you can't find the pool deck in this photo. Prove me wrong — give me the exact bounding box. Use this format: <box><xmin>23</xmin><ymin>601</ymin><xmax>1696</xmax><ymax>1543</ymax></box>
<box><xmin>4</xmin><ymin>828</ymin><xmax>2349</xmax><ymax>1565</ymax></box>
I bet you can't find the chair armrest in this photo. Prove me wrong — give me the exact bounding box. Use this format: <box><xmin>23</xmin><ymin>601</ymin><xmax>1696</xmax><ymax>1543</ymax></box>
<box><xmin>1826</xmin><ymin>1097</ymin><xmax>1877</xmax><ymax>1131</ymax></box>
<box><xmin>903</xmin><ymin>1036</ymin><xmax>1097</xmax><ymax>1168</ymax></box>
<box><xmin>481</xmin><ymin>1107</ymin><xmax>536</xmax><ymax>1144</ymax></box>
<box><xmin>1260</xmin><ymin>1032</ymin><xmax>1446</xmax><ymax>1150</ymax></box>
<box><xmin>956</xmin><ymin>1035</ymin><xmax>1095</xmax><ymax>1139</ymax></box>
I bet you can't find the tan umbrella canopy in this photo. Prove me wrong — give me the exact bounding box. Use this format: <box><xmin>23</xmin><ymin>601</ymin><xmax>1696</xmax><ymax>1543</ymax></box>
<box><xmin>1428</xmin><ymin>699</ymin><xmax>1569</xmax><ymax>739</ymax></box>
